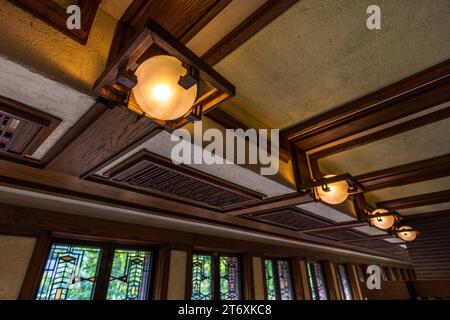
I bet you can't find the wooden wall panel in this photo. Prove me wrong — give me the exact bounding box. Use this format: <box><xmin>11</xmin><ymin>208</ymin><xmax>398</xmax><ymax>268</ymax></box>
<box><xmin>408</xmin><ymin>215</ymin><xmax>450</xmax><ymax>280</ymax></box>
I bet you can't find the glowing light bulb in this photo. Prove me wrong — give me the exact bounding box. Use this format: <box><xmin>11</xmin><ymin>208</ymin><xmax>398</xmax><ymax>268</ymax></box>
<box><xmin>369</xmin><ymin>209</ymin><xmax>395</xmax><ymax>230</ymax></box>
<box><xmin>132</xmin><ymin>55</ymin><xmax>197</xmax><ymax>121</ymax></box>
<box><xmin>316</xmin><ymin>174</ymin><xmax>349</xmax><ymax>205</ymax></box>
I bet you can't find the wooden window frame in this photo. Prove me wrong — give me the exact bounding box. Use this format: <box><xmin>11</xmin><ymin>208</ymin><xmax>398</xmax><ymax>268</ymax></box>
<box><xmin>262</xmin><ymin>257</ymin><xmax>296</xmax><ymax>300</ymax></box>
<box><xmin>9</xmin><ymin>0</ymin><xmax>101</xmax><ymax>44</ymax></box>
<box><xmin>188</xmin><ymin>251</ymin><xmax>243</xmax><ymax>301</ymax></box>
<box><xmin>26</xmin><ymin>236</ymin><xmax>157</xmax><ymax>300</ymax></box>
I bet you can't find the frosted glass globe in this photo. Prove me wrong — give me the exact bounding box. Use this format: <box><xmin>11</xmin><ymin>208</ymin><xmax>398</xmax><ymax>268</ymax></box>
<box><xmin>316</xmin><ymin>174</ymin><xmax>349</xmax><ymax>205</ymax></box>
<box><xmin>132</xmin><ymin>55</ymin><xmax>197</xmax><ymax>120</ymax></box>
<box><xmin>369</xmin><ymin>209</ymin><xmax>395</xmax><ymax>230</ymax></box>
<box><xmin>397</xmin><ymin>226</ymin><xmax>417</xmax><ymax>241</ymax></box>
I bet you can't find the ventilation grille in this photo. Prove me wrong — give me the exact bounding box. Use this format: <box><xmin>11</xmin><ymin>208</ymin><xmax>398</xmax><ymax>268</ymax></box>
<box><xmin>314</xmin><ymin>229</ymin><xmax>366</xmax><ymax>241</ymax></box>
<box><xmin>108</xmin><ymin>151</ymin><xmax>264</xmax><ymax>209</ymax></box>
<box><xmin>0</xmin><ymin>112</ymin><xmax>40</xmax><ymax>154</ymax></box>
<box><xmin>248</xmin><ymin>208</ymin><xmax>332</xmax><ymax>231</ymax></box>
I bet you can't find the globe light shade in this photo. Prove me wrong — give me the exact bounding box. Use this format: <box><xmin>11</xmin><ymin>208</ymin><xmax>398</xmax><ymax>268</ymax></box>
<box><xmin>397</xmin><ymin>226</ymin><xmax>418</xmax><ymax>241</ymax></box>
<box><xmin>132</xmin><ymin>55</ymin><xmax>198</xmax><ymax>121</ymax></box>
<box><xmin>369</xmin><ymin>209</ymin><xmax>395</xmax><ymax>230</ymax></box>
<box><xmin>316</xmin><ymin>174</ymin><xmax>349</xmax><ymax>205</ymax></box>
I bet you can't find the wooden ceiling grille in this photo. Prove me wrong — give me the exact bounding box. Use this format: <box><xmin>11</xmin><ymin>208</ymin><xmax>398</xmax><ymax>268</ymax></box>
<box><xmin>106</xmin><ymin>150</ymin><xmax>265</xmax><ymax>210</ymax></box>
<box><xmin>314</xmin><ymin>229</ymin><xmax>366</xmax><ymax>242</ymax></box>
<box><xmin>246</xmin><ymin>207</ymin><xmax>332</xmax><ymax>231</ymax></box>
<box><xmin>0</xmin><ymin>95</ymin><xmax>61</xmax><ymax>162</ymax></box>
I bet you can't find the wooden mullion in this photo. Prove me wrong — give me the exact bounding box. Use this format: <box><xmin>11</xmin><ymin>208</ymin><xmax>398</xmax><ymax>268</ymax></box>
<box><xmin>93</xmin><ymin>243</ymin><xmax>112</xmax><ymax>300</ymax></box>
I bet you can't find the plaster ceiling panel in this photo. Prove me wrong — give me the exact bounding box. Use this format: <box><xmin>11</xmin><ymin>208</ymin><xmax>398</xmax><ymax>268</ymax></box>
<box><xmin>213</xmin><ymin>0</ymin><xmax>450</xmax><ymax>129</ymax></box>
<box><xmin>318</xmin><ymin>117</ymin><xmax>450</xmax><ymax>176</ymax></box>
<box><xmin>0</xmin><ymin>54</ymin><xmax>95</xmax><ymax>159</ymax></box>
<box><xmin>365</xmin><ymin>176</ymin><xmax>450</xmax><ymax>206</ymax></box>
<box><xmin>397</xmin><ymin>202</ymin><xmax>450</xmax><ymax>216</ymax></box>
<box><xmin>296</xmin><ymin>202</ymin><xmax>356</xmax><ymax>223</ymax></box>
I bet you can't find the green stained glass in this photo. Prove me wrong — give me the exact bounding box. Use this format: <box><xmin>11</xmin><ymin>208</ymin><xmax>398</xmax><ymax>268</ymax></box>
<box><xmin>191</xmin><ymin>254</ymin><xmax>213</xmax><ymax>300</ymax></box>
<box><xmin>264</xmin><ymin>260</ymin><xmax>276</xmax><ymax>300</ymax></box>
<box><xmin>307</xmin><ymin>261</ymin><xmax>328</xmax><ymax>300</ymax></box>
<box><xmin>106</xmin><ymin>249</ymin><xmax>153</xmax><ymax>300</ymax></box>
<box><xmin>219</xmin><ymin>256</ymin><xmax>241</xmax><ymax>300</ymax></box>
<box><xmin>36</xmin><ymin>244</ymin><xmax>101</xmax><ymax>300</ymax></box>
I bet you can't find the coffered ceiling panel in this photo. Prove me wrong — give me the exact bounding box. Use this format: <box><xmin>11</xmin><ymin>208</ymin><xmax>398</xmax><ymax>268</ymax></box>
<box><xmin>365</xmin><ymin>176</ymin><xmax>450</xmax><ymax>207</ymax></box>
<box><xmin>397</xmin><ymin>203</ymin><xmax>450</xmax><ymax>216</ymax></box>
<box><xmin>317</xmin><ymin>117</ymin><xmax>450</xmax><ymax>176</ymax></box>
<box><xmin>214</xmin><ymin>0</ymin><xmax>450</xmax><ymax>129</ymax></box>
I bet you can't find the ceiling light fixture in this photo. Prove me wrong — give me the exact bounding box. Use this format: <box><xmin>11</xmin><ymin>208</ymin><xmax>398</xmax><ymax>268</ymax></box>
<box><xmin>301</xmin><ymin>173</ymin><xmax>364</xmax><ymax>205</ymax></box>
<box><xmin>93</xmin><ymin>19</ymin><xmax>235</xmax><ymax>130</ymax></box>
<box><xmin>395</xmin><ymin>225</ymin><xmax>419</xmax><ymax>242</ymax></box>
<box><xmin>368</xmin><ymin>208</ymin><xmax>397</xmax><ymax>230</ymax></box>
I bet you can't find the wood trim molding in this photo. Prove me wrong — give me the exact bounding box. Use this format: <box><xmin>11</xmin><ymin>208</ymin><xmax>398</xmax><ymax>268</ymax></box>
<box><xmin>377</xmin><ymin>189</ymin><xmax>450</xmax><ymax>211</ymax></box>
<box><xmin>323</xmin><ymin>261</ymin><xmax>340</xmax><ymax>300</ymax></box>
<box><xmin>291</xmin><ymin>257</ymin><xmax>305</xmax><ymax>300</ymax></box>
<box><xmin>202</xmin><ymin>0</ymin><xmax>300</xmax><ymax>66</ymax></box>
<box><xmin>9</xmin><ymin>0</ymin><xmax>101</xmax><ymax>44</ymax></box>
<box><xmin>241</xmin><ymin>254</ymin><xmax>256</xmax><ymax>300</ymax></box>
<box><xmin>152</xmin><ymin>244</ymin><xmax>171</xmax><ymax>300</ymax></box>
<box><xmin>354</xmin><ymin>154</ymin><xmax>450</xmax><ymax>192</ymax></box>
<box><xmin>346</xmin><ymin>264</ymin><xmax>363</xmax><ymax>300</ymax></box>
<box><xmin>18</xmin><ymin>230</ymin><xmax>52</xmax><ymax>300</ymax></box>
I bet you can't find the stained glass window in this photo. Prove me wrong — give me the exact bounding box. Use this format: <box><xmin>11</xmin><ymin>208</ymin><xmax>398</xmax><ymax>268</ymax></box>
<box><xmin>106</xmin><ymin>249</ymin><xmax>153</xmax><ymax>300</ymax></box>
<box><xmin>356</xmin><ymin>265</ymin><xmax>366</xmax><ymax>283</ymax></box>
<box><xmin>382</xmin><ymin>267</ymin><xmax>389</xmax><ymax>281</ymax></box>
<box><xmin>191</xmin><ymin>254</ymin><xmax>213</xmax><ymax>300</ymax></box>
<box><xmin>336</xmin><ymin>264</ymin><xmax>353</xmax><ymax>300</ymax></box>
<box><xmin>264</xmin><ymin>260</ymin><xmax>276</xmax><ymax>300</ymax></box>
<box><xmin>36</xmin><ymin>244</ymin><xmax>101</xmax><ymax>300</ymax></box>
<box><xmin>219</xmin><ymin>256</ymin><xmax>241</xmax><ymax>300</ymax></box>
<box><xmin>264</xmin><ymin>259</ymin><xmax>294</xmax><ymax>300</ymax></box>
<box><xmin>307</xmin><ymin>261</ymin><xmax>328</xmax><ymax>300</ymax></box>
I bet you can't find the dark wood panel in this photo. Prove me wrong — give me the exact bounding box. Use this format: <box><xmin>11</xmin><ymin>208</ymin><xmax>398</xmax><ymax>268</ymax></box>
<box><xmin>202</xmin><ymin>0</ymin><xmax>300</xmax><ymax>66</ymax></box>
<box><xmin>377</xmin><ymin>190</ymin><xmax>450</xmax><ymax>210</ymax></box>
<box><xmin>355</xmin><ymin>154</ymin><xmax>450</xmax><ymax>192</ymax></box>
<box><xmin>9</xmin><ymin>0</ymin><xmax>100</xmax><ymax>44</ymax></box>
<box><xmin>408</xmin><ymin>216</ymin><xmax>450</xmax><ymax>280</ymax></box>
<box><xmin>361</xmin><ymin>281</ymin><xmax>412</xmax><ymax>300</ymax></box>
<box><xmin>46</xmin><ymin>106</ymin><xmax>161</xmax><ymax>177</ymax></box>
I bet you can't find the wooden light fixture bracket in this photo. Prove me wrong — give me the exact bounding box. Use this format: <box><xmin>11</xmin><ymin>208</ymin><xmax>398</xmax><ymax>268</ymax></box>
<box><xmin>93</xmin><ymin>19</ymin><xmax>235</xmax><ymax>131</ymax></box>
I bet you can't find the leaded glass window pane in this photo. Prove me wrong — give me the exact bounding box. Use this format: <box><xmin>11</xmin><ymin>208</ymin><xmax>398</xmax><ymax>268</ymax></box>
<box><xmin>264</xmin><ymin>260</ymin><xmax>276</xmax><ymax>300</ymax></box>
<box><xmin>307</xmin><ymin>261</ymin><xmax>328</xmax><ymax>300</ymax></box>
<box><xmin>191</xmin><ymin>254</ymin><xmax>213</xmax><ymax>300</ymax></box>
<box><xmin>219</xmin><ymin>256</ymin><xmax>241</xmax><ymax>300</ymax></box>
<box><xmin>106</xmin><ymin>249</ymin><xmax>152</xmax><ymax>300</ymax></box>
<box><xmin>336</xmin><ymin>264</ymin><xmax>353</xmax><ymax>300</ymax></box>
<box><xmin>36</xmin><ymin>244</ymin><xmax>101</xmax><ymax>300</ymax></box>
<box><xmin>356</xmin><ymin>265</ymin><xmax>365</xmax><ymax>283</ymax></box>
<box><xmin>277</xmin><ymin>260</ymin><xmax>294</xmax><ymax>300</ymax></box>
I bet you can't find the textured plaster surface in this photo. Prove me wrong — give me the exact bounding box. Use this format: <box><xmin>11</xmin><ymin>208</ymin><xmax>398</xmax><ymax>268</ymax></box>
<box><xmin>0</xmin><ymin>54</ymin><xmax>95</xmax><ymax>159</ymax></box>
<box><xmin>296</xmin><ymin>202</ymin><xmax>356</xmax><ymax>223</ymax></box>
<box><xmin>397</xmin><ymin>202</ymin><xmax>450</xmax><ymax>216</ymax></box>
<box><xmin>0</xmin><ymin>0</ymin><xmax>117</xmax><ymax>93</ymax></box>
<box><xmin>0</xmin><ymin>235</ymin><xmax>36</xmax><ymax>300</ymax></box>
<box><xmin>214</xmin><ymin>0</ymin><xmax>450</xmax><ymax>129</ymax></box>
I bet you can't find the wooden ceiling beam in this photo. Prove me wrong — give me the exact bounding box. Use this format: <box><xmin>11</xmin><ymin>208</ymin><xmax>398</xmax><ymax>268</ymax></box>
<box><xmin>377</xmin><ymin>190</ymin><xmax>450</xmax><ymax>211</ymax></box>
<box><xmin>354</xmin><ymin>154</ymin><xmax>450</xmax><ymax>192</ymax></box>
<box><xmin>404</xmin><ymin>209</ymin><xmax>450</xmax><ymax>221</ymax></box>
<box><xmin>301</xmin><ymin>221</ymin><xmax>367</xmax><ymax>234</ymax></box>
